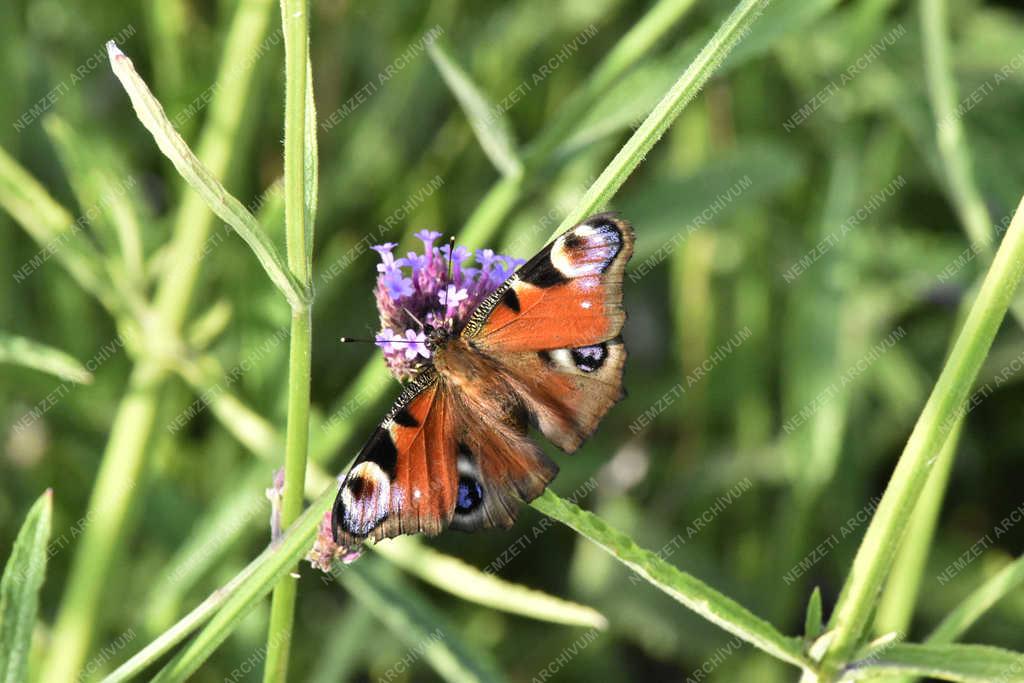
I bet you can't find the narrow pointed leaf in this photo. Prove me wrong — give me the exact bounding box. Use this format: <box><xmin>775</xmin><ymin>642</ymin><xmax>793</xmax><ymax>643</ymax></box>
<box><xmin>106</xmin><ymin>42</ymin><xmax>308</xmax><ymax>309</ymax></box>
<box><xmin>373</xmin><ymin>537</ymin><xmax>608</xmax><ymax>629</ymax></box>
<box><xmin>0</xmin><ymin>332</ymin><xmax>92</xmax><ymax>384</ymax></box>
<box><xmin>804</xmin><ymin>587</ymin><xmax>823</xmax><ymax>641</ymax></box>
<box><xmin>844</xmin><ymin>643</ymin><xmax>1024</xmax><ymax>682</ymax></box>
<box><xmin>530</xmin><ymin>490</ymin><xmax>809</xmax><ymax>671</ymax></box>
<box><xmin>428</xmin><ymin>40</ymin><xmax>523</xmax><ymax>178</ymax></box>
<box><xmin>0</xmin><ymin>491</ymin><xmax>53</xmax><ymax>683</ymax></box>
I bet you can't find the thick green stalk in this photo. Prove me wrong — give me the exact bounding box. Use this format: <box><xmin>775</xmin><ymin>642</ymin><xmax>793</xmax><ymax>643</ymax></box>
<box><xmin>38</xmin><ymin>2</ymin><xmax>276</xmax><ymax>681</ymax></box>
<box><xmin>820</xmin><ymin>194</ymin><xmax>1024</xmax><ymax>678</ymax></box>
<box><xmin>873</xmin><ymin>418</ymin><xmax>961</xmax><ymax>638</ymax></box>
<box><xmin>263</xmin><ymin>0</ymin><xmax>313</xmax><ymax>680</ymax></box>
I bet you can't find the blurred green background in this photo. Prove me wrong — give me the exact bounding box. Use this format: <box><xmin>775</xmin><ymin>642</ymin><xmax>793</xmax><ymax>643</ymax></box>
<box><xmin>2</xmin><ymin>0</ymin><xmax>1024</xmax><ymax>680</ymax></box>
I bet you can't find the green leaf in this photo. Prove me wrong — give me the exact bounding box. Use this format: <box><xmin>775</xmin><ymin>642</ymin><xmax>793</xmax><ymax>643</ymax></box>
<box><xmin>0</xmin><ymin>490</ymin><xmax>53</xmax><ymax>683</ymax></box>
<box><xmin>804</xmin><ymin>587</ymin><xmax>823</xmax><ymax>641</ymax></box>
<box><xmin>844</xmin><ymin>643</ymin><xmax>1024</xmax><ymax>682</ymax></box>
<box><xmin>42</xmin><ymin>115</ymin><xmax>147</xmax><ymax>287</ymax></box>
<box><xmin>0</xmin><ymin>332</ymin><xmax>92</xmax><ymax>384</ymax></box>
<box><xmin>428</xmin><ymin>39</ymin><xmax>523</xmax><ymax>179</ymax></box>
<box><xmin>553</xmin><ymin>0</ymin><xmax>776</xmax><ymax>237</ymax></box>
<box><xmin>529</xmin><ymin>490</ymin><xmax>809</xmax><ymax>671</ymax></box>
<box><xmin>338</xmin><ymin>557</ymin><xmax>505</xmax><ymax>683</ymax></box>
<box><xmin>927</xmin><ymin>554</ymin><xmax>1024</xmax><ymax>644</ymax></box>
<box><xmin>373</xmin><ymin>537</ymin><xmax>608</xmax><ymax>630</ymax></box>
<box><xmin>105</xmin><ymin>42</ymin><xmax>309</xmax><ymax>310</ymax></box>
<box><xmin>303</xmin><ymin>54</ymin><xmax>319</xmax><ymax>275</ymax></box>
<box><xmin>821</xmin><ymin>194</ymin><xmax>1024</xmax><ymax>673</ymax></box>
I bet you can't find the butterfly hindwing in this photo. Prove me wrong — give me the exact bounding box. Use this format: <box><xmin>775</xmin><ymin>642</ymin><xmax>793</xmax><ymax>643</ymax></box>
<box><xmin>493</xmin><ymin>337</ymin><xmax>627</xmax><ymax>453</ymax></box>
<box><xmin>333</xmin><ymin>370</ymin><xmax>561</xmax><ymax>544</ymax></box>
<box><xmin>449</xmin><ymin>397</ymin><xmax>559</xmax><ymax>532</ymax></box>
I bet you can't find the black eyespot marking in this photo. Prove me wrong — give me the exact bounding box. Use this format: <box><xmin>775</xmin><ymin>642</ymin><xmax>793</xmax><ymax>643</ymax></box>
<box><xmin>501</xmin><ymin>287</ymin><xmax>521</xmax><ymax>313</ymax></box>
<box><xmin>571</xmin><ymin>343</ymin><xmax>607</xmax><ymax>373</ymax></box>
<box><xmin>538</xmin><ymin>350</ymin><xmax>555</xmax><ymax>367</ymax></box>
<box><xmin>455</xmin><ymin>476</ymin><xmax>484</xmax><ymax>514</ymax></box>
<box><xmin>365</xmin><ymin>431</ymin><xmax>399</xmax><ymax>477</ymax></box>
<box><xmin>346</xmin><ymin>475</ymin><xmax>369</xmax><ymax>500</ymax></box>
<box><xmin>520</xmin><ymin>258</ymin><xmax>570</xmax><ymax>288</ymax></box>
<box><xmin>392</xmin><ymin>407</ymin><xmax>419</xmax><ymax>428</ymax></box>
<box><xmin>563</xmin><ymin>232</ymin><xmax>585</xmax><ymax>251</ymax></box>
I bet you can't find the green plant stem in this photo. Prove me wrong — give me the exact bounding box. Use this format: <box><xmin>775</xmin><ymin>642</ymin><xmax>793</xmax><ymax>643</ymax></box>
<box><xmin>554</xmin><ymin>0</ymin><xmax>771</xmax><ymax>236</ymax></box>
<box><xmin>820</xmin><ymin>193</ymin><xmax>1024</xmax><ymax>678</ymax></box>
<box><xmin>458</xmin><ymin>0</ymin><xmax>698</xmax><ymax>247</ymax></box>
<box><xmin>263</xmin><ymin>0</ymin><xmax>313</xmax><ymax>680</ymax></box>
<box><xmin>874</xmin><ymin>417</ymin><xmax>961</xmax><ymax>637</ymax></box>
<box><xmin>149</xmin><ymin>489</ymin><xmax>333</xmax><ymax>683</ymax></box>
<box><xmin>38</xmin><ymin>2</ymin><xmax>276</xmax><ymax>681</ymax></box>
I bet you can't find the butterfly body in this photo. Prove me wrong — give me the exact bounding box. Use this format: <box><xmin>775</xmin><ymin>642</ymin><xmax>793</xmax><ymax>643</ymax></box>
<box><xmin>333</xmin><ymin>214</ymin><xmax>634</xmax><ymax>548</ymax></box>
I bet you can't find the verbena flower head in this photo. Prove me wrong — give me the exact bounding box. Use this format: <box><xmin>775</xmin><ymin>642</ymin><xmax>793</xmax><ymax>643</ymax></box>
<box><xmin>371</xmin><ymin>230</ymin><xmax>524</xmax><ymax>380</ymax></box>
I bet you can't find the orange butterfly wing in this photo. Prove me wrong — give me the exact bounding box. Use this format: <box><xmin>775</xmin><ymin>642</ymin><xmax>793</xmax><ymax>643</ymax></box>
<box><xmin>332</xmin><ymin>369</ymin><xmax>558</xmax><ymax>542</ymax></box>
<box><xmin>332</xmin><ymin>371</ymin><xmax>458</xmax><ymax>546</ymax></box>
<box><xmin>463</xmin><ymin>212</ymin><xmax>633</xmax><ymax>351</ymax></box>
<box><xmin>465</xmin><ymin>213</ymin><xmax>633</xmax><ymax>451</ymax></box>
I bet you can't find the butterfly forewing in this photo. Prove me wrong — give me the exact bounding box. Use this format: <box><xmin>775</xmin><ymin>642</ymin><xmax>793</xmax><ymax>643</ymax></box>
<box><xmin>333</xmin><ymin>371</ymin><xmax>458</xmax><ymax>545</ymax></box>
<box><xmin>464</xmin><ymin>212</ymin><xmax>633</xmax><ymax>351</ymax></box>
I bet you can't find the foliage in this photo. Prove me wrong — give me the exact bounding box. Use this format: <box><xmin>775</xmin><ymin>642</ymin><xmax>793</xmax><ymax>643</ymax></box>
<box><xmin>1</xmin><ymin>0</ymin><xmax>1023</xmax><ymax>681</ymax></box>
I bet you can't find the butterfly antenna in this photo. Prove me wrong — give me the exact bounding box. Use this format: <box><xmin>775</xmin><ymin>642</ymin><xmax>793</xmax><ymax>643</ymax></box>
<box><xmin>443</xmin><ymin>235</ymin><xmax>456</xmax><ymax>329</ymax></box>
<box><xmin>339</xmin><ymin>336</ymin><xmax>418</xmax><ymax>344</ymax></box>
<box><xmin>401</xmin><ymin>306</ymin><xmax>427</xmax><ymax>331</ymax></box>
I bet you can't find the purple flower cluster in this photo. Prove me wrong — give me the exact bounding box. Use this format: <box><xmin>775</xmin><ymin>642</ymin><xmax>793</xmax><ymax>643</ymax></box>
<box><xmin>372</xmin><ymin>229</ymin><xmax>524</xmax><ymax>380</ymax></box>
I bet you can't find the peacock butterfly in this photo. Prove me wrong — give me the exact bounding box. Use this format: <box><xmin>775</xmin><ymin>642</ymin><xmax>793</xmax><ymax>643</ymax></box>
<box><xmin>332</xmin><ymin>213</ymin><xmax>634</xmax><ymax>547</ymax></box>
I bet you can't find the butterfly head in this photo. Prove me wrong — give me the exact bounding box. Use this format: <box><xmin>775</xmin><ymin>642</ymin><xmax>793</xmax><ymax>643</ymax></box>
<box><xmin>424</xmin><ymin>322</ymin><xmax>455</xmax><ymax>350</ymax></box>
